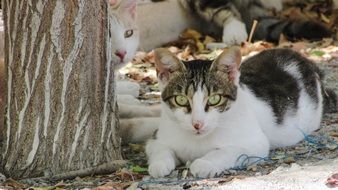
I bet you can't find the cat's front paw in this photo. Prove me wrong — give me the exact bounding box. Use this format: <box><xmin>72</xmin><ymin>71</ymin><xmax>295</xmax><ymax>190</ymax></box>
<box><xmin>222</xmin><ymin>18</ymin><xmax>248</xmax><ymax>45</ymax></box>
<box><xmin>148</xmin><ymin>160</ymin><xmax>175</xmax><ymax>178</ymax></box>
<box><xmin>190</xmin><ymin>159</ymin><xmax>219</xmax><ymax>178</ymax></box>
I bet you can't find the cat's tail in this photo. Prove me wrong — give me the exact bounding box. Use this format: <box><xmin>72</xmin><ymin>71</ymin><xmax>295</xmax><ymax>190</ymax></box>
<box><xmin>254</xmin><ymin>17</ymin><xmax>332</xmax><ymax>42</ymax></box>
<box><xmin>323</xmin><ymin>88</ymin><xmax>338</xmax><ymax>114</ymax></box>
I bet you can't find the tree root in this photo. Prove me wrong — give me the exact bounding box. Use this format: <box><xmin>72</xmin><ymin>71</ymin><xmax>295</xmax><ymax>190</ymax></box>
<box><xmin>27</xmin><ymin>160</ymin><xmax>128</xmax><ymax>181</ymax></box>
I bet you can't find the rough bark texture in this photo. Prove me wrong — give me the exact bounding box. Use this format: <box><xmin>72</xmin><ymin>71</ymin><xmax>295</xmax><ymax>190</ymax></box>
<box><xmin>0</xmin><ymin>0</ymin><xmax>122</xmax><ymax>179</ymax></box>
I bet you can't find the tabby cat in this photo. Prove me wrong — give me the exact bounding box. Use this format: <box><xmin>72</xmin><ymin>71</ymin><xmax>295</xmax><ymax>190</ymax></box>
<box><xmin>180</xmin><ymin>0</ymin><xmax>332</xmax><ymax>45</ymax></box>
<box><xmin>146</xmin><ymin>47</ymin><xmax>337</xmax><ymax>178</ymax></box>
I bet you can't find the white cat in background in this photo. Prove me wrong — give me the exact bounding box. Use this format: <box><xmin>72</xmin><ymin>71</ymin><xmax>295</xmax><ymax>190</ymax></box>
<box><xmin>109</xmin><ymin>0</ymin><xmax>161</xmax><ymax>129</ymax></box>
<box><xmin>109</xmin><ymin>0</ymin><xmax>140</xmax><ymax>96</ymax></box>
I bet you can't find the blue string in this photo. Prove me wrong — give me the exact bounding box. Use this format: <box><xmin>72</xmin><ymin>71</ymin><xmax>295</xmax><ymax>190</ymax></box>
<box><xmin>299</xmin><ymin>127</ymin><xmax>338</xmax><ymax>149</ymax></box>
<box><xmin>232</xmin><ymin>154</ymin><xmax>272</xmax><ymax>170</ymax></box>
<box><xmin>232</xmin><ymin>128</ymin><xmax>338</xmax><ymax>171</ymax></box>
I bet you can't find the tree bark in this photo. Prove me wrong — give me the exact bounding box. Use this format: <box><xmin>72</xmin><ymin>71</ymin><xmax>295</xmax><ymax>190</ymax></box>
<box><xmin>0</xmin><ymin>0</ymin><xmax>122</xmax><ymax>179</ymax></box>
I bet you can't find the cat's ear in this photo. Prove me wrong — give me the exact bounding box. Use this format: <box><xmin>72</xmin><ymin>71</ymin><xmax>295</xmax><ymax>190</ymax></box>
<box><xmin>210</xmin><ymin>46</ymin><xmax>242</xmax><ymax>84</ymax></box>
<box><xmin>154</xmin><ymin>48</ymin><xmax>185</xmax><ymax>85</ymax></box>
<box><xmin>108</xmin><ymin>0</ymin><xmax>119</xmax><ymax>7</ymax></box>
<box><xmin>119</xmin><ymin>0</ymin><xmax>137</xmax><ymax>19</ymax></box>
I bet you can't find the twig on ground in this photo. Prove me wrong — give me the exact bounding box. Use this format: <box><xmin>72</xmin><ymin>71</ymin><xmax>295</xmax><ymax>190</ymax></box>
<box><xmin>248</xmin><ymin>20</ymin><xmax>258</xmax><ymax>43</ymax></box>
<box><xmin>26</xmin><ymin>160</ymin><xmax>127</xmax><ymax>182</ymax></box>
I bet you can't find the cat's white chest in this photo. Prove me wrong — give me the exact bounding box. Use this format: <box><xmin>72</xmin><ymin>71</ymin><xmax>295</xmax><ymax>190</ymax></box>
<box><xmin>173</xmin><ymin>136</ymin><xmax>216</xmax><ymax>163</ymax></box>
<box><xmin>157</xmin><ymin>124</ymin><xmax>217</xmax><ymax>162</ymax></box>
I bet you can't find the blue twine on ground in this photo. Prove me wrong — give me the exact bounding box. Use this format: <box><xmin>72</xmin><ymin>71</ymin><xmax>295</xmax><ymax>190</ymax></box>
<box><xmin>299</xmin><ymin>127</ymin><xmax>338</xmax><ymax>149</ymax></box>
<box><xmin>232</xmin><ymin>128</ymin><xmax>338</xmax><ymax>171</ymax></box>
<box><xmin>232</xmin><ymin>154</ymin><xmax>272</xmax><ymax>170</ymax></box>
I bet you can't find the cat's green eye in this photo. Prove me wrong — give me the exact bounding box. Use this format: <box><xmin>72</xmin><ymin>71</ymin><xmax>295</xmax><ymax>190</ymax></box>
<box><xmin>124</xmin><ymin>29</ymin><xmax>134</xmax><ymax>38</ymax></box>
<box><xmin>208</xmin><ymin>94</ymin><xmax>222</xmax><ymax>106</ymax></box>
<box><xmin>175</xmin><ymin>95</ymin><xmax>189</xmax><ymax>106</ymax></box>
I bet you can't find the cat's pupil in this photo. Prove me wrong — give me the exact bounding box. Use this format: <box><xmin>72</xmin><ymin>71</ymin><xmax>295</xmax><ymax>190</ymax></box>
<box><xmin>124</xmin><ymin>29</ymin><xmax>133</xmax><ymax>38</ymax></box>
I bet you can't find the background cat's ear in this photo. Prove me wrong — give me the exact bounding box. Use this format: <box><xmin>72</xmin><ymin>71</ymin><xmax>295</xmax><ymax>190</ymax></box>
<box><xmin>119</xmin><ymin>0</ymin><xmax>137</xmax><ymax>19</ymax></box>
<box><xmin>210</xmin><ymin>46</ymin><xmax>242</xmax><ymax>83</ymax></box>
<box><xmin>154</xmin><ymin>48</ymin><xmax>185</xmax><ymax>84</ymax></box>
<box><xmin>108</xmin><ymin>0</ymin><xmax>118</xmax><ymax>7</ymax></box>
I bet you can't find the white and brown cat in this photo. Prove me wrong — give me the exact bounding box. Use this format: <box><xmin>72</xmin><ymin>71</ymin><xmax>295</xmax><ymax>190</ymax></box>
<box><xmin>145</xmin><ymin>47</ymin><xmax>337</xmax><ymax>178</ymax></box>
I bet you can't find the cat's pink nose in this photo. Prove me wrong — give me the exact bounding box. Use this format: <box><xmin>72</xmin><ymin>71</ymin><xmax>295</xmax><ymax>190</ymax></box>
<box><xmin>115</xmin><ymin>50</ymin><xmax>126</xmax><ymax>61</ymax></box>
<box><xmin>193</xmin><ymin>121</ymin><xmax>204</xmax><ymax>130</ymax></box>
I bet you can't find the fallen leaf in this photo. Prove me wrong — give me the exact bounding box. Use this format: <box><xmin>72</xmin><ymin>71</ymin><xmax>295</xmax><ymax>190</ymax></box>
<box><xmin>321</xmin><ymin>13</ymin><xmax>331</xmax><ymax>23</ymax></box>
<box><xmin>131</xmin><ymin>165</ymin><xmax>148</xmax><ymax>173</ymax></box>
<box><xmin>3</xmin><ymin>178</ymin><xmax>26</xmax><ymax>189</ymax></box>
<box><xmin>283</xmin><ymin>157</ymin><xmax>295</xmax><ymax>164</ymax></box>
<box><xmin>92</xmin><ymin>182</ymin><xmax>124</xmax><ymax>190</ymax></box>
<box><xmin>310</xmin><ymin>50</ymin><xmax>326</xmax><ymax>57</ymax></box>
<box><xmin>180</xmin><ymin>29</ymin><xmax>202</xmax><ymax>41</ymax></box>
<box><xmin>247</xmin><ymin>165</ymin><xmax>257</xmax><ymax>172</ymax></box>
<box><xmin>116</xmin><ymin>168</ymin><xmax>144</xmax><ymax>181</ymax></box>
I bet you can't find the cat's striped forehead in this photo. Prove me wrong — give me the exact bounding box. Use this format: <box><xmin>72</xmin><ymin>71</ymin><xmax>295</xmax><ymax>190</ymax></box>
<box><xmin>161</xmin><ymin>59</ymin><xmax>237</xmax><ymax>106</ymax></box>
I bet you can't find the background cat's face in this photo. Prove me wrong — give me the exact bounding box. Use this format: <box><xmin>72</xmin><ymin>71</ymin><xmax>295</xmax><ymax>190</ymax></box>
<box><xmin>109</xmin><ymin>0</ymin><xmax>139</xmax><ymax>69</ymax></box>
<box><xmin>154</xmin><ymin>48</ymin><xmax>241</xmax><ymax>137</ymax></box>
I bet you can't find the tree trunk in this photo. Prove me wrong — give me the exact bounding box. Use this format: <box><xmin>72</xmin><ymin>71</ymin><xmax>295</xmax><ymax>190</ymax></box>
<box><xmin>0</xmin><ymin>0</ymin><xmax>122</xmax><ymax>179</ymax></box>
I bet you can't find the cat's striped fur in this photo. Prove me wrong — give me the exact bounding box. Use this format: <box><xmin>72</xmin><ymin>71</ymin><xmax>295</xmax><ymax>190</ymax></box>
<box><xmin>181</xmin><ymin>0</ymin><xmax>332</xmax><ymax>44</ymax></box>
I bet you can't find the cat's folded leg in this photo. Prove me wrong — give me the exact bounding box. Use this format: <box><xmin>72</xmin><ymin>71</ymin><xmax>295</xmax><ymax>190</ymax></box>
<box><xmin>146</xmin><ymin>139</ymin><xmax>179</xmax><ymax>178</ymax></box>
<box><xmin>116</xmin><ymin>80</ymin><xmax>140</xmax><ymax>98</ymax></box>
<box><xmin>120</xmin><ymin>117</ymin><xmax>160</xmax><ymax>144</ymax></box>
<box><xmin>117</xmin><ymin>94</ymin><xmax>141</xmax><ymax>105</ymax></box>
<box><xmin>190</xmin><ymin>145</ymin><xmax>269</xmax><ymax>178</ymax></box>
<box><xmin>118</xmin><ymin>103</ymin><xmax>161</xmax><ymax>118</ymax></box>
<box><xmin>222</xmin><ymin>17</ymin><xmax>248</xmax><ymax>45</ymax></box>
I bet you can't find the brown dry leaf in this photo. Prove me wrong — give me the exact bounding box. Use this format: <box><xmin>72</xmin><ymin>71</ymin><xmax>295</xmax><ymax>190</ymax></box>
<box><xmin>320</xmin><ymin>38</ymin><xmax>334</xmax><ymax>47</ymax></box>
<box><xmin>203</xmin><ymin>35</ymin><xmax>216</xmax><ymax>45</ymax></box>
<box><xmin>92</xmin><ymin>181</ymin><xmax>124</xmax><ymax>190</ymax></box>
<box><xmin>54</xmin><ymin>180</ymin><xmax>67</xmax><ymax>188</ymax></box>
<box><xmin>247</xmin><ymin>164</ymin><xmax>257</xmax><ymax>172</ymax></box>
<box><xmin>180</xmin><ymin>29</ymin><xmax>202</xmax><ymax>41</ymax></box>
<box><xmin>326</xmin><ymin>173</ymin><xmax>338</xmax><ymax>188</ymax></box>
<box><xmin>329</xmin><ymin>132</ymin><xmax>338</xmax><ymax>137</ymax></box>
<box><xmin>218</xmin><ymin>175</ymin><xmax>247</xmax><ymax>184</ymax></box>
<box><xmin>241</xmin><ymin>41</ymin><xmax>274</xmax><ymax>56</ymax></box>
<box><xmin>146</xmin><ymin>50</ymin><xmax>155</xmax><ymax>64</ymax></box>
<box><xmin>115</xmin><ymin>168</ymin><xmax>144</xmax><ymax>181</ymax></box>
<box><xmin>278</xmin><ymin>41</ymin><xmax>309</xmax><ymax>53</ymax></box>
<box><xmin>278</xmin><ymin>34</ymin><xmax>289</xmax><ymax>45</ymax></box>
<box><xmin>132</xmin><ymin>51</ymin><xmax>148</xmax><ymax>64</ymax></box>
<box><xmin>281</xmin><ymin>7</ymin><xmax>307</xmax><ymax>20</ymax></box>
<box><xmin>168</xmin><ymin>46</ymin><xmax>180</xmax><ymax>54</ymax></box>
<box><xmin>283</xmin><ymin>156</ymin><xmax>296</xmax><ymax>164</ymax></box>
<box><xmin>196</xmin><ymin>41</ymin><xmax>205</xmax><ymax>52</ymax></box>
<box><xmin>321</xmin><ymin>13</ymin><xmax>331</xmax><ymax>23</ymax></box>
<box><xmin>177</xmin><ymin>46</ymin><xmax>195</xmax><ymax>61</ymax></box>
<box><xmin>126</xmin><ymin>72</ymin><xmax>140</xmax><ymax>81</ymax></box>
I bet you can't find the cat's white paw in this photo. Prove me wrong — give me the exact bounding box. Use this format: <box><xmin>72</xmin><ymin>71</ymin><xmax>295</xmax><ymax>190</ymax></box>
<box><xmin>190</xmin><ymin>159</ymin><xmax>219</xmax><ymax>178</ymax></box>
<box><xmin>222</xmin><ymin>18</ymin><xmax>248</xmax><ymax>45</ymax></box>
<box><xmin>148</xmin><ymin>160</ymin><xmax>175</xmax><ymax>178</ymax></box>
